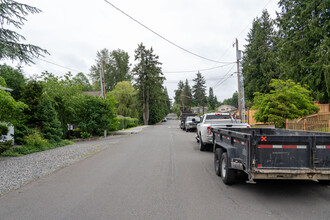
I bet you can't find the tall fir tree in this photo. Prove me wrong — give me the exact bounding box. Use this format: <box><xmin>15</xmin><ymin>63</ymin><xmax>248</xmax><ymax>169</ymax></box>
<box><xmin>182</xmin><ymin>79</ymin><xmax>192</xmax><ymax>109</ymax></box>
<box><xmin>242</xmin><ymin>10</ymin><xmax>279</xmax><ymax>101</ymax></box>
<box><xmin>174</xmin><ymin>80</ymin><xmax>184</xmax><ymax>105</ymax></box>
<box><xmin>132</xmin><ymin>43</ymin><xmax>165</xmax><ymax>125</ymax></box>
<box><xmin>276</xmin><ymin>0</ymin><xmax>329</xmax><ymax>103</ymax></box>
<box><xmin>192</xmin><ymin>71</ymin><xmax>207</xmax><ymax>109</ymax></box>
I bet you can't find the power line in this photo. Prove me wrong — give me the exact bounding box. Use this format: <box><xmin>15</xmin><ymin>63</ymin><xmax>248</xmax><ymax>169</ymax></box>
<box><xmin>163</xmin><ymin>62</ymin><xmax>235</xmax><ymax>74</ymax></box>
<box><xmin>103</xmin><ymin>0</ymin><xmax>232</xmax><ymax>64</ymax></box>
<box><xmin>38</xmin><ymin>58</ymin><xmax>82</xmax><ymax>73</ymax></box>
<box><xmin>213</xmin><ymin>64</ymin><xmax>236</xmax><ymax>88</ymax></box>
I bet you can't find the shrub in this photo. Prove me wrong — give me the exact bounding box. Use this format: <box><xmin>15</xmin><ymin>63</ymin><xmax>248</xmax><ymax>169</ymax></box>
<box><xmin>81</xmin><ymin>131</ymin><xmax>91</xmax><ymax>139</ymax></box>
<box><xmin>0</xmin><ymin>140</ymin><xmax>13</xmax><ymax>154</ymax></box>
<box><xmin>24</xmin><ymin>130</ymin><xmax>49</xmax><ymax>150</ymax></box>
<box><xmin>127</xmin><ymin>123</ymin><xmax>136</xmax><ymax>128</ymax></box>
<box><xmin>0</xmin><ymin>124</ymin><xmax>9</xmax><ymax>136</ymax></box>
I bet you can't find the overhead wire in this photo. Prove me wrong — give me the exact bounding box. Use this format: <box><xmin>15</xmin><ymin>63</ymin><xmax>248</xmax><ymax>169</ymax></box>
<box><xmin>212</xmin><ymin>64</ymin><xmax>236</xmax><ymax>89</ymax></box>
<box><xmin>163</xmin><ymin>62</ymin><xmax>235</xmax><ymax>74</ymax></box>
<box><xmin>103</xmin><ymin>0</ymin><xmax>232</xmax><ymax>64</ymax></box>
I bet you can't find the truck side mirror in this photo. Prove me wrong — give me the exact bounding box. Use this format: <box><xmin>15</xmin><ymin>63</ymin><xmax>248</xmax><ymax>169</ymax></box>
<box><xmin>192</xmin><ymin>118</ymin><xmax>195</xmax><ymax>122</ymax></box>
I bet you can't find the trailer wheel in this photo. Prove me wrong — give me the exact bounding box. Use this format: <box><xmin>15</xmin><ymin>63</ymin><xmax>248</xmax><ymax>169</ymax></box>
<box><xmin>318</xmin><ymin>180</ymin><xmax>330</xmax><ymax>185</ymax></box>
<box><xmin>220</xmin><ymin>152</ymin><xmax>236</xmax><ymax>185</ymax></box>
<box><xmin>214</xmin><ymin>148</ymin><xmax>223</xmax><ymax>176</ymax></box>
<box><xmin>200</xmin><ymin>137</ymin><xmax>206</xmax><ymax>151</ymax></box>
<box><xmin>186</xmin><ymin>127</ymin><xmax>189</xmax><ymax>132</ymax></box>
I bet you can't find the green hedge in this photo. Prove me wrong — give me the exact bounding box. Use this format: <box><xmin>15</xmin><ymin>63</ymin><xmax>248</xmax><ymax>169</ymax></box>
<box><xmin>117</xmin><ymin>118</ymin><xmax>139</xmax><ymax>130</ymax></box>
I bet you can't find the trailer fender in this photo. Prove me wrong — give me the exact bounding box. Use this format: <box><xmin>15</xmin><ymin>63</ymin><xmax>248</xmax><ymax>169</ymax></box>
<box><xmin>214</xmin><ymin>142</ymin><xmax>237</xmax><ymax>168</ymax></box>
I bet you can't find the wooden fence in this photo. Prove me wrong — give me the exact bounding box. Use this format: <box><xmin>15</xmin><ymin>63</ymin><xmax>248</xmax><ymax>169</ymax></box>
<box><xmin>286</xmin><ymin>117</ymin><xmax>330</xmax><ymax>133</ymax></box>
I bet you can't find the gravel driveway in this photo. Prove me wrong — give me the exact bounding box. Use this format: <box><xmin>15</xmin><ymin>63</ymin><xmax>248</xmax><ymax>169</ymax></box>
<box><xmin>0</xmin><ymin>137</ymin><xmax>114</xmax><ymax>196</ymax></box>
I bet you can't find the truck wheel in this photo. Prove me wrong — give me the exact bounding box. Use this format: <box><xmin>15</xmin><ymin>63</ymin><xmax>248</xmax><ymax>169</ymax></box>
<box><xmin>318</xmin><ymin>180</ymin><xmax>330</xmax><ymax>185</ymax></box>
<box><xmin>214</xmin><ymin>148</ymin><xmax>223</xmax><ymax>176</ymax></box>
<box><xmin>220</xmin><ymin>152</ymin><xmax>236</xmax><ymax>185</ymax></box>
<box><xmin>200</xmin><ymin>137</ymin><xmax>206</xmax><ymax>151</ymax></box>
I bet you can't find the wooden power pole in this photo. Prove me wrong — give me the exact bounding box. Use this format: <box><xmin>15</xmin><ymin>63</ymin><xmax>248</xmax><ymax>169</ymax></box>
<box><xmin>101</xmin><ymin>59</ymin><xmax>106</xmax><ymax>99</ymax></box>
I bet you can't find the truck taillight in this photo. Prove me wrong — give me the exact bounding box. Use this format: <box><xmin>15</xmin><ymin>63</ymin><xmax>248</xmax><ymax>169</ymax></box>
<box><xmin>247</xmin><ymin>125</ymin><xmax>250</xmax><ymax>128</ymax></box>
<box><xmin>207</xmin><ymin>126</ymin><xmax>212</xmax><ymax>135</ymax></box>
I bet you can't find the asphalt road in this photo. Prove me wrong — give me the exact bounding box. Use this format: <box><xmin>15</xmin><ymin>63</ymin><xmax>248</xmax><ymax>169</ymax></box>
<box><xmin>0</xmin><ymin>119</ymin><xmax>329</xmax><ymax>220</ymax></box>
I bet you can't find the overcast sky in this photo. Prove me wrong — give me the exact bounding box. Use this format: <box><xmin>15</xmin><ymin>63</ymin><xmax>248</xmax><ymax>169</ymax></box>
<box><xmin>2</xmin><ymin>0</ymin><xmax>280</xmax><ymax>102</ymax></box>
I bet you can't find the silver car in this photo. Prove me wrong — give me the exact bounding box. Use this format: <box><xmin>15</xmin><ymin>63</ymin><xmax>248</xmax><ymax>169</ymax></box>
<box><xmin>185</xmin><ymin>116</ymin><xmax>200</xmax><ymax>132</ymax></box>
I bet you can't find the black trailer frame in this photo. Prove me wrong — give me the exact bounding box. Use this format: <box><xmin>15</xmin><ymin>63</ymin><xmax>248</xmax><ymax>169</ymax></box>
<box><xmin>212</xmin><ymin>128</ymin><xmax>330</xmax><ymax>184</ymax></box>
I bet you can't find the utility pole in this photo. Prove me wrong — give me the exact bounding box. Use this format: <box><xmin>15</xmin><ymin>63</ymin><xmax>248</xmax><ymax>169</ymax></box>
<box><xmin>235</xmin><ymin>38</ymin><xmax>246</xmax><ymax>122</ymax></box>
<box><xmin>235</xmin><ymin>38</ymin><xmax>242</xmax><ymax>120</ymax></box>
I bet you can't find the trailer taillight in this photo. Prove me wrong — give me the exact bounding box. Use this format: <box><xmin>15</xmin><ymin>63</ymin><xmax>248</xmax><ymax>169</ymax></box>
<box><xmin>207</xmin><ymin>126</ymin><xmax>212</xmax><ymax>135</ymax></box>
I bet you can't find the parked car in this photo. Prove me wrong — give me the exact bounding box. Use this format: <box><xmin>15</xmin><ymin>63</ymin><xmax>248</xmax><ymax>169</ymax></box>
<box><xmin>185</xmin><ymin>116</ymin><xmax>200</xmax><ymax>132</ymax></box>
<box><xmin>162</xmin><ymin>118</ymin><xmax>167</xmax><ymax>122</ymax></box>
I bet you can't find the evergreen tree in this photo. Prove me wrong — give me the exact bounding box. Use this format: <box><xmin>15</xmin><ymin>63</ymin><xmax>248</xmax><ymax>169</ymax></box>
<box><xmin>0</xmin><ymin>0</ymin><xmax>48</xmax><ymax>64</ymax></box>
<box><xmin>182</xmin><ymin>79</ymin><xmax>192</xmax><ymax>108</ymax></box>
<box><xmin>242</xmin><ymin>10</ymin><xmax>278</xmax><ymax>101</ymax></box>
<box><xmin>89</xmin><ymin>48</ymin><xmax>131</xmax><ymax>92</ymax></box>
<box><xmin>208</xmin><ymin>87</ymin><xmax>216</xmax><ymax>110</ymax></box>
<box><xmin>36</xmin><ymin>98</ymin><xmax>62</xmax><ymax>142</ymax></box>
<box><xmin>277</xmin><ymin>0</ymin><xmax>329</xmax><ymax>102</ymax></box>
<box><xmin>132</xmin><ymin>43</ymin><xmax>165</xmax><ymax>125</ymax></box>
<box><xmin>174</xmin><ymin>80</ymin><xmax>184</xmax><ymax>105</ymax></box>
<box><xmin>192</xmin><ymin>71</ymin><xmax>207</xmax><ymax>109</ymax></box>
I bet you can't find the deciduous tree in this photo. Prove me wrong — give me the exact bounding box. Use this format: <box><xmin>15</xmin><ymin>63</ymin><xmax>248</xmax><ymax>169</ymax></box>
<box><xmin>252</xmin><ymin>79</ymin><xmax>319</xmax><ymax>128</ymax></box>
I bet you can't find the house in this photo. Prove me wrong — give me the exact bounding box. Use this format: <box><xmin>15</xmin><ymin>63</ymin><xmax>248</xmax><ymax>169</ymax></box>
<box><xmin>191</xmin><ymin>106</ymin><xmax>208</xmax><ymax>114</ymax></box>
<box><xmin>216</xmin><ymin>105</ymin><xmax>237</xmax><ymax>113</ymax></box>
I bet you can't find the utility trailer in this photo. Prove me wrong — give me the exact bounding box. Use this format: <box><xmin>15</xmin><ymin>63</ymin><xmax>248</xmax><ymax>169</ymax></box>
<box><xmin>212</xmin><ymin>128</ymin><xmax>330</xmax><ymax>185</ymax></box>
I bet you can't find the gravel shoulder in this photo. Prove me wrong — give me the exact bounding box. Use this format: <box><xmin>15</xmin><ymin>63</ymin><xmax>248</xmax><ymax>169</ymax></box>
<box><xmin>0</xmin><ymin>126</ymin><xmax>149</xmax><ymax>197</ymax></box>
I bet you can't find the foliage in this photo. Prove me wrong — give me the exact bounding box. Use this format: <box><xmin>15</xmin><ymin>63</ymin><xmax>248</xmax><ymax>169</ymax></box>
<box><xmin>81</xmin><ymin>132</ymin><xmax>91</xmax><ymax>139</ymax></box>
<box><xmin>192</xmin><ymin>71</ymin><xmax>207</xmax><ymax>107</ymax></box>
<box><xmin>0</xmin><ymin>64</ymin><xmax>26</xmax><ymax>100</ymax></box>
<box><xmin>252</xmin><ymin>79</ymin><xmax>319</xmax><ymax>128</ymax></box>
<box><xmin>276</xmin><ymin>0</ymin><xmax>329</xmax><ymax>103</ymax></box>
<box><xmin>41</xmin><ymin>72</ymin><xmax>83</xmax><ymax>138</ymax></box>
<box><xmin>208</xmin><ymin>87</ymin><xmax>217</xmax><ymax>110</ymax></box>
<box><xmin>72</xmin><ymin>94</ymin><xmax>117</xmax><ymax>135</ymax></box>
<box><xmin>171</xmin><ymin>103</ymin><xmax>181</xmax><ymax>118</ymax></box>
<box><xmin>132</xmin><ymin>43</ymin><xmax>167</xmax><ymax>125</ymax></box>
<box><xmin>36</xmin><ymin>97</ymin><xmax>62</xmax><ymax>142</ymax></box>
<box><xmin>73</xmin><ymin>72</ymin><xmax>92</xmax><ymax>91</ymax></box>
<box><xmin>1</xmin><ymin>138</ymin><xmax>73</xmax><ymax>157</ymax></box>
<box><xmin>0</xmin><ymin>124</ymin><xmax>9</xmax><ymax>135</ymax></box>
<box><xmin>0</xmin><ymin>79</ymin><xmax>27</xmax><ymax>126</ymax></box>
<box><xmin>89</xmin><ymin>48</ymin><xmax>131</xmax><ymax>92</ymax></box>
<box><xmin>117</xmin><ymin>117</ymin><xmax>139</xmax><ymax>130</ymax></box>
<box><xmin>0</xmin><ymin>140</ymin><xmax>12</xmax><ymax>154</ymax></box>
<box><xmin>221</xmin><ymin>91</ymin><xmax>239</xmax><ymax>107</ymax></box>
<box><xmin>174</xmin><ymin>80</ymin><xmax>184</xmax><ymax>105</ymax></box>
<box><xmin>182</xmin><ymin>79</ymin><xmax>192</xmax><ymax>108</ymax></box>
<box><xmin>0</xmin><ymin>0</ymin><xmax>48</xmax><ymax>64</ymax></box>
<box><xmin>24</xmin><ymin>129</ymin><xmax>49</xmax><ymax>149</ymax></box>
<box><xmin>242</xmin><ymin>10</ymin><xmax>279</xmax><ymax>101</ymax></box>
<box><xmin>110</xmin><ymin>81</ymin><xmax>138</xmax><ymax>118</ymax></box>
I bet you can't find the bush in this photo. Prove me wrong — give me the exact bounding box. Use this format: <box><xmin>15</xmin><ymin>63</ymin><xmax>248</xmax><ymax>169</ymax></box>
<box><xmin>0</xmin><ymin>124</ymin><xmax>9</xmax><ymax>136</ymax></box>
<box><xmin>117</xmin><ymin>117</ymin><xmax>139</xmax><ymax>130</ymax></box>
<box><xmin>0</xmin><ymin>140</ymin><xmax>13</xmax><ymax>154</ymax></box>
<box><xmin>127</xmin><ymin>123</ymin><xmax>136</xmax><ymax>128</ymax></box>
<box><xmin>24</xmin><ymin>130</ymin><xmax>49</xmax><ymax>150</ymax></box>
<box><xmin>81</xmin><ymin>131</ymin><xmax>91</xmax><ymax>139</ymax></box>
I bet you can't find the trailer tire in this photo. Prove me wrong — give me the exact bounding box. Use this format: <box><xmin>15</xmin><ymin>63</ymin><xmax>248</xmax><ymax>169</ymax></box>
<box><xmin>318</xmin><ymin>180</ymin><xmax>330</xmax><ymax>185</ymax></box>
<box><xmin>220</xmin><ymin>152</ymin><xmax>236</xmax><ymax>185</ymax></box>
<box><xmin>214</xmin><ymin>148</ymin><xmax>223</xmax><ymax>176</ymax></box>
<box><xmin>186</xmin><ymin>127</ymin><xmax>189</xmax><ymax>132</ymax></box>
<box><xmin>200</xmin><ymin>137</ymin><xmax>206</xmax><ymax>151</ymax></box>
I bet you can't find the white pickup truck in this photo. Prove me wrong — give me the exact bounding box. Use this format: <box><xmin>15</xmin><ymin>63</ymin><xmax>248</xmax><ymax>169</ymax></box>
<box><xmin>196</xmin><ymin>113</ymin><xmax>250</xmax><ymax>151</ymax></box>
